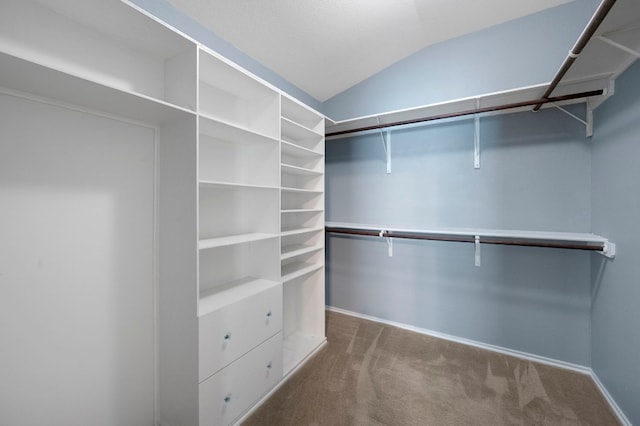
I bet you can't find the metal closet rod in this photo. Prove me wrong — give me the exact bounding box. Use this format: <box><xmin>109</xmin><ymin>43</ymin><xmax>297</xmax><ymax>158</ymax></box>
<box><xmin>326</xmin><ymin>89</ymin><xmax>604</xmax><ymax>137</ymax></box>
<box><xmin>325</xmin><ymin>226</ymin><xmax>606</xmax><ymax>252</ymax></box>
<box><xmin>533</xmin><ymin>0</ymin><xmax>617</xmax><ymax>111</ymax></box>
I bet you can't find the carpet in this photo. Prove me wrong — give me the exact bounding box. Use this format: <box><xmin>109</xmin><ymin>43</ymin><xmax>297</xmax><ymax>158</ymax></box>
<box><xmin>243</xmin><ymin>310</ymin><xmax>619</xmax><ymax>425</ymax></box>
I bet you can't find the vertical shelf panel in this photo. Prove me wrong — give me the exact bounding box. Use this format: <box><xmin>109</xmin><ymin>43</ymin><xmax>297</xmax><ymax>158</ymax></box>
<box><xmin>158</xmin><ymin>117</ymin><xmax>200</xmax><ymax>426</ymax></box>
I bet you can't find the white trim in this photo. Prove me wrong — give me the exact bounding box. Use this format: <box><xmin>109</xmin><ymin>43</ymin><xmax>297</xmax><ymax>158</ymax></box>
<box><xmin>590</xmin><ymin>370</ymin><xmax>632</xmax><ymax>426</ymax></box>
<box><xmin>326</xmin><ymin>306</ymin><xmax>591</xmax><ymax>374</ymax></box>
<box><xmin>327</xmin><ymin>306</ymin><xmax>634</xmax><ymax>425</ymax></box>
<box><xmin>231</xmin><ymin>339</ymin><xmax>328</xmax><ymax>426</ymax></box>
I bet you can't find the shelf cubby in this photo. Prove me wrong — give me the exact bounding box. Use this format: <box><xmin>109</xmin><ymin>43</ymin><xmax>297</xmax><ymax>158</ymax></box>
<box><xmin>199</xmin><ymin>277</ymin><xmax>281</xmax><ymax>317</ymax></box>
<box><xmin>199</xmin><ymin>117</ymin><xmax>279</xmax><ymax>187</ymax></box>
<box><xmin>281</xmin><ymin>163</ymin><xmax>324</xmax><ymax>177</ymax></box>
<box><xmin>281</xmin><ymin>189</ymin><xmax>323</xmax><ymax>211</ymax></box>
<box><xmin>281</xmin><ymin>249</ymin><xmax>324</xmax><ymax>283</ymax></box>
<box><xmin>199</xmin><ymin>49</ymin><xmax>279</xmax><ymax>138</ymax></box>
<box><xmin>199</xmin><ymin>185</ymin><xmax>279</xmax><ymax>240</ymax></box>
<box><xmin>282</xmin><ymin>269</ymin><xmax>325</xmax><ymax>374</ymax></box>
<box><xmin>199</xmin><ymin>233</ymin><xmax>278</xmax><ymax>250</ymax></box>
<box><xmin>281</xmin><ymin>209</ymin><xmax>323</xmax><ymax>235</ymax></box>
<box><xmin>281</xmin><ymin>244</ymin><xmax>323</xmax><ymax>261</ymax></box>
<box><xmin>0</xmin><ymin>52</ymin><xmax>196</xmax><ymax>125</ymax></box>
<box><xmin>281</xmin><ymin>140</ymin><xmax>324</xmax><ymax>158</ymax></box>
<box><xmin>0</xmin><ymin>0</ymin><xmax>197</xmax><ymax>113</ymax></box>
<box><xmin>281</xmin><ymin>118</ymin><xmax>324</xmax><ymax>153</ymax></box>
<box><xmin>281</xmin><ymin>96</ymin><xmax>324</xmax><ymax>134</ymax></box>
<box><xmin>282</xmin><ymin>150</ymin><xmax>324</xmax><ymax>172</ymax></box>
<box><xmin>281</xmin><ymin>168</ymin><xmax>323</xmax><ymax>192</ymax></box>
<box><xmin>199</xmin><ymin>238</ymin><xmax>280</xmax><ymax>305</ymax></box>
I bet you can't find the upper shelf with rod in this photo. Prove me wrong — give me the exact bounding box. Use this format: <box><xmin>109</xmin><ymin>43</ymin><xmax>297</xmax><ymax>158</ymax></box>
<box><xmin>325</xmin><ymin>222</ymin><xmax>616</xmax><ymax>265</ymax></box>
<box><xmin>325</xmin><ymin>0</ymin><xmax>640</xmax><ymax>141</ymax></box>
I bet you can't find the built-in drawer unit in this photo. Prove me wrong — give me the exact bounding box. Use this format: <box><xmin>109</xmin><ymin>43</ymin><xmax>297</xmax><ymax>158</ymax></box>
<box><xmin>199</xmin><ymin>332</ymin><xmax>283</xmax><ymax>426</ymax></box>
<box><xmin>199</xmin><ymin>282</ymin><xmax>282</xmax><ymax>382</ymax></box>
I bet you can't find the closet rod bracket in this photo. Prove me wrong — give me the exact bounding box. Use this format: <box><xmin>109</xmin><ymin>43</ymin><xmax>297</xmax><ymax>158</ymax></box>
<box><xmin>600</xmin><ymin>241</ymin><xmax>616</xmax><ymax>259</ymax></box>
<box><xmin>551</xmin><ymin>102</ymin><xmax>594</xmax><ymax>137</ymax></box>
<box><xmin>596</xmin><ymin>35</ymin><xmax>640</xmax><ymax>59</ymax></box>
<box><xmin>474</xmin><ymin>99</ymin><xmax>481</xmax><ymax>169</ymax></box>
<box><xmin>377</xmin><ymin>118</ymin><xmax>391</xmax><ymax>174</ymax></box>
<box><xmin>379</xmin><ymin>230</ymin><xmax>393</xmax><ymax>256</ymax></box>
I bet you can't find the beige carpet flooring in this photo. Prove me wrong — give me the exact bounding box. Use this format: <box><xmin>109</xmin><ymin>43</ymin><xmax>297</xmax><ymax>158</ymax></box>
<box><xmin>243</xmin><ymin>310</ymin><xmax>619</xmax><ymax>426</ymax></box>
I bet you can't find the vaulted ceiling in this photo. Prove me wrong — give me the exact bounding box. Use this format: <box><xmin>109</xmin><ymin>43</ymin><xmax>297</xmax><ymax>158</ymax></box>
<box><xmin>167</xmin><ymin>0</ymin><xmax>573</xmax><ymax>102</ymax></box>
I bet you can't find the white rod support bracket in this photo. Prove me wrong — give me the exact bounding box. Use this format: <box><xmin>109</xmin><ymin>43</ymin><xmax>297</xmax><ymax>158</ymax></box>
<box><xmin>474</xmin><ymin>99</ymin><xmax>480</xmax><ymax>169</ymax></box>
<box><xmin>600</xmin><ymin>241</ymin><xmax>616</xmax><ymax>259</ymax></box>
<box><xmin>381</xmin><ymin>130</ymin><xmax>391</xmax><ymax>174</ymax></box>
<box><xmin>551</xmin><ymin>103</ymin><xmax>593</xmax><ymax>137</ymax></box>
<box><xmin>379</xmin><ymin>230</ymin><xmax>393</xmax><ymax>257</ymax></box>
<box><xmin>596</xmin><ymin>35</ymin><xmax>640</xmax><ymax>59</ymax></box>
<box><xmin>474</xmin><ymin>235</ymin><xmax>481</xmax><ymax>267</ymax></box>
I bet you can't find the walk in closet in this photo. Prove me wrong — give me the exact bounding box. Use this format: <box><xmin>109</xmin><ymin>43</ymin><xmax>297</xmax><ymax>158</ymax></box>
<box><xmin>0</xmin><ymin>0</ymin><xmax>325</xmax><ymax>425</ymax></box>
<box><xmin>2</xmin><ymin>0</ymin><xmax>639</xmax><ymax>424</ymax></box>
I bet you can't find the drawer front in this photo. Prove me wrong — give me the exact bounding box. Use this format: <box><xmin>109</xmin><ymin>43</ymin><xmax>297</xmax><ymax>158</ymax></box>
<box><xmin>199</xmin><ymin>284</ymin><xmax>282</xmax><ymax>382</ymax></box>
<box><xmin>199</xmin><ymin>332</ymin><xmax>283</xmax><ymax>426</ymax></box>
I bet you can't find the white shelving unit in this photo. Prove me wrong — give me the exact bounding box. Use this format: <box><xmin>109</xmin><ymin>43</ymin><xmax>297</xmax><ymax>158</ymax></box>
<box><xmin>196</xmin><ymin>46</ymin><xmax>284</xmax><ymax>426</ymax></box>
<box><xmin>280</xmin><ymin>97</ymin><xmax>327</xmax><ymax>375</ymax></box>
<box><xmin>0</xmin><ymin>1</ymin><xmax>326</xmax><ymax>425</ymax></box>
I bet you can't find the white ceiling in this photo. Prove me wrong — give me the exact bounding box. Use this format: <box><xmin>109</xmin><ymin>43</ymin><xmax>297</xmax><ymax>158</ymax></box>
<box><xmin>168</xmin><ymin>0</ymin><xmax>573</xmax><ymax>102</ymax></box>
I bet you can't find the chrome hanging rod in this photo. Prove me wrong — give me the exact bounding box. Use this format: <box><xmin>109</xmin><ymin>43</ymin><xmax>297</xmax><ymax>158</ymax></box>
<box><xmin>326</xmin><ymin>89</ymin><xmax>603</xmax><ymax>137</ymax></box>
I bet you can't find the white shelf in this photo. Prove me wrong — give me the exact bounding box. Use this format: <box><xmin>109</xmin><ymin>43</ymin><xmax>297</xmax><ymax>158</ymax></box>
<box><xmin>0</xmin><ymin>52</ymin><xmax>195</xmax><ymax>125</ymax></box>
<box><xmin>281</xmin><ymin>209</ymin><xmax>324</xmax><ymax>214</ymax></box>
<box><xmin>281</xmin><ymin>244</ymin><xmax>323</xmax><ymax>261</ymax></box>
<box><xmin>325</xmin><ymin>221</ymin><xmax>609</xmax><ymax>244</ymax></box>
<box><xmin>198</xmin><ymin>233</ymin><xmax>278</xmax><ymax>250</ymax></box>
<box><xmin>281</xmin><ymin>261</ymin><xmax>323</xmax><ymax>283</ymax></box>
<box><xmin>199</xmin><ymin>115</ymin><xmax>279</xmax><ymax>144</ymax></box>
<box><xmin>198</xmin><ymin>277</ymin><xmax>281</xmax><ymax>317</ymax></box>
<box><xmin>325</xmin><ymin>221</ymin><xmax>615</xmax><ymax>257</ymax></box>
<box><xmin>282</xmin><ymin>117</ymin><xmax>324</xmax><ymax>144</ymax></box>
<box><xmin>283</xmin><ymin>332</ymin><xmax>326</xmax><ymax>375</ymax></box>
<box><xmin>281</xmin><ymin>140</ymin><xmax>323</xmax><ymax>158</ymax></box>
<box><xmin>199</xmin><ymin>180</ymin><xmax>279</xmax><ymax>191</ymax></box>
<box><xmin>325</xmin><ymin>78</ymin><xmax>612</xmax><ymax>139</ymax></box>
<box><xmin>281</xmin><ymin>96</ymin><xmax>324</xmax><ymax>134</ymax></box>
<box><xmin>281</xmin><ymin>163</ymin><xmax>323</xmax><ymax>176</ymax></box>
<box><xmin>281</xmin><ymin>227</ymin><xmax>324</xmax><ymax>237</ymax></box>
<box><xmin>199</xmin><ymin>48</ymin><xmax>279</xmax><ymax>138</ymax></box>
<box><xmin>281</xmin><ymin>187</ymin><xmax>323</xmax><ymax>194</ymax></box>
<box><xmin>0</xmin><ymin>0</ymin><xmax>198</xmax><ymax>113</ymax></box>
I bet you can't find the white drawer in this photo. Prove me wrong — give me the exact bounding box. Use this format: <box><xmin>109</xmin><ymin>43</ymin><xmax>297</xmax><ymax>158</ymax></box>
<box><xmin>199</xmin><ymin>332</ymin><xmax>283</xmax><ymax>426</ymax></box>
<box><xmin>199</xmin><ymin>283</ymin><xmax>282</xmax><ymax>382</ymax></box>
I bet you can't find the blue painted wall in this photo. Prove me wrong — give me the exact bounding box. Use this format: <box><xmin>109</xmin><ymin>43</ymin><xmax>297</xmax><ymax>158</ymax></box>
<box><xmin>326</xmin><ymin>107</ymin><xmax>593</xmax><ymax>366</ymax></box>
<box><xmin>590</xmin><ymin>61</ymin><xmax>640</xmax><ymax>425</ymax></box>
<box><xmin>323</xmin><ymin>0</ymin><xmax>600</xmax><ymax>121</ymax></box>
<box><xmin>129</xmin><ymin>0</ymin><xmax>323</xmax><ymax>112</ymax></box>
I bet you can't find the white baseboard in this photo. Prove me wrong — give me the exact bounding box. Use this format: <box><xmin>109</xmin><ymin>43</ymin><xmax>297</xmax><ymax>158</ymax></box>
<box><xmin>326</xmin><ymin>306</ymin><xmax>590</xmax><ymax>374</ymax></box>
<box><xmin>590</xmin><ymin>370</ymin><xmax>631</xmax><ymax>426</ymax></box>
<box><xmin>327</xmin><ymin>306</ymin><xmax>630</xmax><ymax>426</ymax></box>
